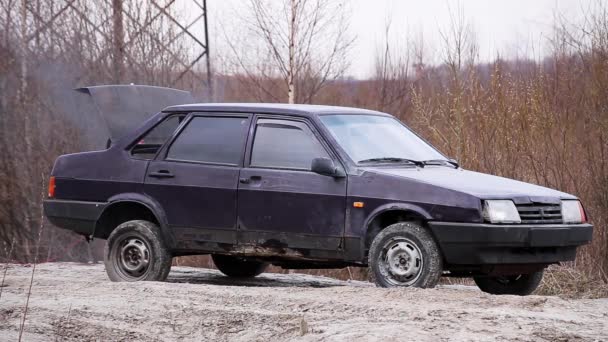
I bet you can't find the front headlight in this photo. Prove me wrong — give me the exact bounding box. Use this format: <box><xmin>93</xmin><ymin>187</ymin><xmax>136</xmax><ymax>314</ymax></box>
<box><xmin>561</xmin><ymin>200</ymin><xmax>587</xmax><ymax>223</ymax></box>
<box><xmin>483</xmin><ymin>200</ymin><xmax>521</xmax><ymax>223</ymax></box>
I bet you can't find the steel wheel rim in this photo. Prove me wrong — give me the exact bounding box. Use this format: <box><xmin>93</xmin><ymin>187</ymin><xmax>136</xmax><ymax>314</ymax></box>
<box><xmin>115</xmin><ymin>236</ymin><xmax>151</xmax><ymax>280</ymax></box>
<box><xmin>379</xmin><ymin>237</ymin><xmax>424</xmax><ymax>286</ymax></box>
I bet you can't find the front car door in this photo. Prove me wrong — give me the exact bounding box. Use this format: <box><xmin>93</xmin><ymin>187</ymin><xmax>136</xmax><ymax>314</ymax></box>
<box><xmin>237</xmin><ymin>116</ymin><xmax>347</xmax><ymax>252</ymax></box>
<box><xmin>144</xmin><ymin>113</ymin><xmax>251</xmax><ymax>251</ymax></box>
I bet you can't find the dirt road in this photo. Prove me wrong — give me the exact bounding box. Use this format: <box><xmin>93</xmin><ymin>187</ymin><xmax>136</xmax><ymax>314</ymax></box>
<box><xmin>0</xmin><ymin>263</ymin><xmax>607</xmax><ymax>341</ymax></box>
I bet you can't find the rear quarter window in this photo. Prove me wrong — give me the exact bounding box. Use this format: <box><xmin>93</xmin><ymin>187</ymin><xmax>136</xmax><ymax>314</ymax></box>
<box><xmin>131</xmin><ymin>114</ymin><xmax>186</xmax><ymax>159</ymax></box>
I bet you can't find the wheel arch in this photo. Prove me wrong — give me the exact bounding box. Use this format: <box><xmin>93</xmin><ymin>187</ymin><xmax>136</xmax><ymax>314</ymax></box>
<box><xmin>94</xmin><ymin>193</ymin><xmax>175</xmax><ymax>248</ymax></box>
<box><xmin>362</xmin><ymin>203</ymin><xmax>434</xmax><ymax>259</ymax></box>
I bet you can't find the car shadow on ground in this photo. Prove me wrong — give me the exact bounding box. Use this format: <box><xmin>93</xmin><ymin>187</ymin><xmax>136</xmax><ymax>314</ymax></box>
<box><xmin>165</xmin><ymin>267</ymin><xmax>370</xmax><ymax>288</ymax></box>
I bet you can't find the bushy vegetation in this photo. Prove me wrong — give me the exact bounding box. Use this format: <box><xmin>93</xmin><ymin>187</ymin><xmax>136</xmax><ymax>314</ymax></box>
<box><xmin>1</xmin><ymin>0</ymin><xmax>606</xmax><ymax>294</ymax></box>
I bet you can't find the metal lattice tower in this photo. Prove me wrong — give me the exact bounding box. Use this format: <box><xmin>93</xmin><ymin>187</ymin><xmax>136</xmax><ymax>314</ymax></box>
<box><xmin>23</xmin><ymin>0</ymin><xmax>212</xmax><ymax>97</ymax></box>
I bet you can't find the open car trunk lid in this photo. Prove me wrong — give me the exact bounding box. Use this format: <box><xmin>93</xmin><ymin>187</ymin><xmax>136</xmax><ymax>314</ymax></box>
<box><xmin>76</xmin><ymin>85</ymin><xmax>195</xmax><ymax>148</ymax></box>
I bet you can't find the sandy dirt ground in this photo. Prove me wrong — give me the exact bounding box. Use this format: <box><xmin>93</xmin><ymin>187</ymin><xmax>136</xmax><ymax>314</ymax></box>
<box><xmin>0</xmin><ymin>263</ymin><xmax>607</xmax><ymax>341</ymax></box>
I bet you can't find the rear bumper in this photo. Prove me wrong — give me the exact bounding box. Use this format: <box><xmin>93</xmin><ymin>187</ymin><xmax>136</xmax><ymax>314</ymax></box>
<box><xmin>428</xmin><ymin>222</ymin><xmax>593</xmax><ymax>265</ymax></box>
<box><xmin>43</xmin><ymin>199</ymin><xmax>106</xmax><ymax>236</ymax></box>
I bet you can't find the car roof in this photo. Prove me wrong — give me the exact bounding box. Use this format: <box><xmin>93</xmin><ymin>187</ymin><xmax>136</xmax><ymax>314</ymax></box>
<box><xmin>162</xmin><ymin>103</ymin><xmax>391</xmax><ymax>117</ymax></box>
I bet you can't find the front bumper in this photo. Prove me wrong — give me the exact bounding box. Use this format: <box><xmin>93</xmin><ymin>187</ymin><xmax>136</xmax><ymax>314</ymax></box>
<box><xmin>428</xmin><ymin>222</ymin><xmax>593</xmax><ymax>265</ymax></box>
<box><xmin>43</xmin><ymin>199</ymin><xmax>106</xmax><ymax>236</ymax></box>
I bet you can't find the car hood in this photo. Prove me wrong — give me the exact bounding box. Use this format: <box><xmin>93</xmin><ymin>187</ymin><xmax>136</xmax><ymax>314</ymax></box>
<box><xmin>365</xmin><ymin>166</ymin><xmax>576</xmax><ymax>203</ymax></box>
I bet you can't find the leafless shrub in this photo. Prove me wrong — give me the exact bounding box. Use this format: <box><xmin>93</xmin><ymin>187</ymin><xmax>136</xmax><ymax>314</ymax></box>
<box><xmin>0</xmin><ymin>0</ymin><xmax>607</xmax><ymax>298</ymax></box>
<box><xmin>0</xmin><ymin>237</ymin><xmax>15</xmax><ymax>300</ymax></box>
<box><xmin>18</xmin><ymin>175</ymin><xmax>47</xmax><ymax>341</ymax></box>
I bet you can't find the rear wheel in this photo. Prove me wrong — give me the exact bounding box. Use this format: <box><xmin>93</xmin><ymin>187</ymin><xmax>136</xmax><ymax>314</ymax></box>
<box><xmin>368</xmin><ymin>222</ymin><xmax>443</xmax><ymax>288</ymax></box>
<box><xmin>104</xmin><ymin>220</ymin><xmax>172</xmax><ymax>282</ymax></box>
<box><xmin>212</xmin><ymin>254</ymin><xmax>268</xmax><ymax>278</ymax></box>
<box><xmin>474</xmin><ymin>270</ymin><xmax>543</xmax><ymax>296</ymax></box>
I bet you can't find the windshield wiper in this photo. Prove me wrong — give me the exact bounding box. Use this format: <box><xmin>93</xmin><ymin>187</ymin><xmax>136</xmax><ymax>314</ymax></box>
<box><xmin>422</xmin><ymin>159</ymin><xmax>459</xmax><ymax>168</ymax></box>
<box><xmin>358</xmin><ymin>157</ymin><xmax>425</xmax><ymax>167</ymax></box>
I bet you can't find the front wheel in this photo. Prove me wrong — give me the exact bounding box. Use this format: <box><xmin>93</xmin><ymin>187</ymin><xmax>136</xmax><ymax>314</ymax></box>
<box><xmin>212</xmin><ymin>254</ymin><xmax>268</xmax><ymax>278</ymax></box>
<box><xmin>474</xmin><ymin>270</ymin><xmax>543</xmax><ymax>296</ymax></box>
<box><xmin>368</xmin><ymin>222</ymin><xmax>443</xmax><ymax>288</ymax></box>
<box><xmin>104</xmin><ymin>220</ymin><xmax>172</xmax><ymax>282</ymax></box>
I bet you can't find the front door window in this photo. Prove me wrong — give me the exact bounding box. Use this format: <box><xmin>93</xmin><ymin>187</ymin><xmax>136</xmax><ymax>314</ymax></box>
<box><xmin>250</xmin><ymin>119</ymin><xmax>330</xmax><ymax>170</ymax></box>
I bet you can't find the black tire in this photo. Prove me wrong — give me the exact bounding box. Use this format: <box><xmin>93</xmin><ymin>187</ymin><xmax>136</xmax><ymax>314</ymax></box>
<box><xmin>104</xmin><ymin>220</ymin><xmax>172</xmax><ymax>282</ymax></box>
<box><xmin>474</xmin><ymin>270</ymin><xmax>543</xmax><ymax>296</ymax></box>
<box><xmin>368</xmin><ymin>222</ymin><xmax>443</xmax><ymax>288</ymax></box>
<box><xmin>212</xmin><ymin>254</ymin><xmax>268</xmax><ymax>278</ymax></box>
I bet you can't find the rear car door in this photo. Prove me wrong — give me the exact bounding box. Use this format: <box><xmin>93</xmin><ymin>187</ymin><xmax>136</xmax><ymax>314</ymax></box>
<box><xmin>144</xmin><ymin>113</ymin><xmax>251</xmax><ymax>250</ymax></box>
<box><xmin>237</xmin><ymin>116</ymin><xmax>347</xmax><ymax>250</ymax></box>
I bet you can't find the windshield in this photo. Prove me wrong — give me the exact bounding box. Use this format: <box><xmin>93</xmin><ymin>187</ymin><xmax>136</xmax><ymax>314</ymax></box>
<box><xmin>319</xmin><ymin>114</ymin><xmax>446</xmax><ymax>164</ymax></box>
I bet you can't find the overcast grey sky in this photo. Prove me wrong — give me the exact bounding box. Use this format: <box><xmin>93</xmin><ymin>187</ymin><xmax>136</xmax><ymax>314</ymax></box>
<box><xmin>200</xmin><ymin>0</ymin><xmax>589</xmax><ymax>79</ymax></box>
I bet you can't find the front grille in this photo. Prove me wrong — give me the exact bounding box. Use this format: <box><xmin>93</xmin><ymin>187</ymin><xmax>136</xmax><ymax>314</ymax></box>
<box><xmin>516</xmin><ymin>203</ymin><xmax>562</xmax><ymax>224</ymax></box>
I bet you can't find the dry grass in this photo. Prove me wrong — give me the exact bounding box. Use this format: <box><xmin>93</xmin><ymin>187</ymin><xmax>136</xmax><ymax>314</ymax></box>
<box><xmin>536</xmin><ymin>265</ymin><xmax>608</xmax><ymax>299</ymax></box>
<box><xmin>441</xmin><ymin>266</ymin><xmax>608</xmax><ymax>299</ymax></box>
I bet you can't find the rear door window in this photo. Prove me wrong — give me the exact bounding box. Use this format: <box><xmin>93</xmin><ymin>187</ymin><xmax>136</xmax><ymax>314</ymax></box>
<box><xmin>166</xmin><ymin>116</ymin><xmax>249</xmax><ymax>165</ymax></box>
<box><xmin>250</xmin><ymin>118</ymin><xmax>330</xmax><ymax>170</ymax></box>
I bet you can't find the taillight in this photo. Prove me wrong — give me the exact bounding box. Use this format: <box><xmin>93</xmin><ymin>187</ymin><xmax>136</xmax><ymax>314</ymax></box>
<box><xmin>48</xmin><ymin>176</ymin><xmax>56</xmax><ymax>198</ymax></box>
<box><xmin>579</xmin><ymin>202</ymin><xmax>587</xmax><ymax>223</ymax></box>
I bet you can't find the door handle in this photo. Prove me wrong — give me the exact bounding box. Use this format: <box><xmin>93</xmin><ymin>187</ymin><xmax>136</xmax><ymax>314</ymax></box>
<box><xmin>239</xmin><ymin>176</ymin><xmax>261</xmax><ymax>184</ymax></box>
<box><xmin>149</xmin><ymin>170</ymin><xmax>174</xmax><ymax>178</ymax></box>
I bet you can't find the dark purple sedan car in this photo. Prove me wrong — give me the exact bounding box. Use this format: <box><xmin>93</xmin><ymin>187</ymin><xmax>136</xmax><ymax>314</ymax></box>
<box><xmin>44</xmin><ymin>85</ymin><xmax>592</xmax><ymax>295</ymax></box>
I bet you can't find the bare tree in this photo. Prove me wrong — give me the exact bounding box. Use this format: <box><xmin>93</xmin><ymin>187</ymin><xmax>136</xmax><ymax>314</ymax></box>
<box><xmin>0</xmin><ymin>0</ymin><xmax>212</xmax><ymax>262</ymax></box>
<box><xmin>370</xmin><ymin>17</ymin><xmax>417</xmax><ymax>114</ymax></box>
<box><xmin>225</xmin><ymin>0</ymin><xmax>354</xmax><ymax>103</ymax></box>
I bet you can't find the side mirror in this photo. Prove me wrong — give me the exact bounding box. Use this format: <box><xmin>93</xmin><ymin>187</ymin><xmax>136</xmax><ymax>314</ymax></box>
<box><xmin>106</xmin><ymin>138</ymin><xmax>113</xmax><ymax>149</ymax></box>
<box><xmin>311</xmin><ymin>157</ymin><xmax>343</xmax><ymax>177</ymax></box>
